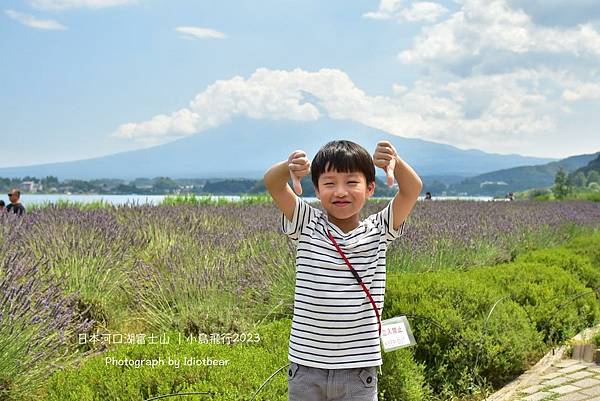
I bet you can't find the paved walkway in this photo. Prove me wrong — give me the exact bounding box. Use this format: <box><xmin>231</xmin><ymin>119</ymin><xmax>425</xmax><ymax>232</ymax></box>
<box><xmin>513</xmin><ymin>359</ymin><xmax>600</xmax><ymax>401</ymax></box>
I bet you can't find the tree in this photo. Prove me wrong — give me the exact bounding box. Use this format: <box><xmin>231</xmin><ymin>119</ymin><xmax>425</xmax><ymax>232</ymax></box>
<box><xmin>568</xmin><ymin>171</ymin><xmax>587</xmax><ymax>187</ymax></box>
<box><xmin>23</xmin><ymin>175</ymin><xmax>39</xmax><ymax>183</ymax></box>
<box><xmin>552</xmin><ymin>168</ymin><xmax>571</xmax><ymax>199</ymax></box>
<box><xmin>423</xmin><ymin>180</ymin><xmax>447</xmax><ymax>195</ymax></box>
<box><xmin>153</xmin><ymin>177</ymin><xmax>180</xmax><ymax>193</ymax></box>
<box><xmin>588</xmin><ymin>170</ymin><xmax>600</xmax><ymax>185</ymax></box>
<box><xmin>42</xmin><ymin>175</ymin><xmax>60</xmax><ymax>186</ymax></box>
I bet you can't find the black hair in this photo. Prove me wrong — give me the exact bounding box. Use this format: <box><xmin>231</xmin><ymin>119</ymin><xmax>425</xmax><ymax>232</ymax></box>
<box><xmin>0</xmin><ymin>200</ymin><xmax>4</xmax><ymax>207</ymax></box>
<box><xmin>311</xmin><ymin>140</ymin><xmax>375</xmax><ymax>188</ymax></box>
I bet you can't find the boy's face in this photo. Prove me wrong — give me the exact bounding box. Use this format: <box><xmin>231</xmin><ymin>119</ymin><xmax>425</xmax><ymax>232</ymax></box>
<box><xmin>315</xmin><ymin>166</ymin><xmax>375</xmax><ymax>221</ymax></box>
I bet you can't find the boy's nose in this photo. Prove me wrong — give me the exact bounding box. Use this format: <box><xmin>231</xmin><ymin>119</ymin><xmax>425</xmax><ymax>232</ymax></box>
<box><xmin>334</xmin><ymin>187</ymin><xmax>348</xmax><ymax>196</ymax></box>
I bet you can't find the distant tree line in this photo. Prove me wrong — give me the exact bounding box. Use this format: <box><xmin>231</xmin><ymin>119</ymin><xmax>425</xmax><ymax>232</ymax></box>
<box><xmin>552</xmin><ymin>168</ymin><xmax>600</xmax><ymax>199</ymax></box>
<box><xmin>0</xmin><ymin>175</ymin><xmax>398</xmax><ymax>197</ymax></box>
<box><xmin>0</xmin><ymin>176</ymin><xmax>207</xmax><ymax>195</ymax></box>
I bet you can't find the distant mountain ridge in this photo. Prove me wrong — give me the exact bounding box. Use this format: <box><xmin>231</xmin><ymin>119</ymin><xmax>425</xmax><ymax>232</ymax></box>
<box><xmin>0</xmin><ymin>117</ymin><xmax>555</xmax><ymax>180</ymax></box>
<box><xmin>574</xmin><ymin>154</ymin><xmax>600</xmax><ymax>176</ymax></box>
<box><xmin>448</xmin><ymin>151</ymin><xmax>600</xmax><ymax>196</ymax></box>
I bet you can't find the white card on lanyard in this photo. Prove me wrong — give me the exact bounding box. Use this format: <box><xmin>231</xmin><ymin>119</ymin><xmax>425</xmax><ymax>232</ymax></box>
<box><xmin>380</xmin><ymin>316</ymin><xmax>417</xmax><ymax>352</ymax></box>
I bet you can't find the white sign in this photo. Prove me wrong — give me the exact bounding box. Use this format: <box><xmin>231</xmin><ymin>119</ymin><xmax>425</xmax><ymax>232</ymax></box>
<box><xmin>380</xmin><ymin>316</ymin><xmax>417</xmax><ymax>352</ymax></box>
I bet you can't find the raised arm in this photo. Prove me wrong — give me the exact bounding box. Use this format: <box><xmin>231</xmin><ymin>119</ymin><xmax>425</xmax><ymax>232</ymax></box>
<box><xmin>263</xmin><ymin>150</ymin><xmax>311</xmax><ymax>223</ymax></box>
<box><xmin>373</xmin><ymin>140</ymin><xmax>422</xmax><ymax>231</ymax></box>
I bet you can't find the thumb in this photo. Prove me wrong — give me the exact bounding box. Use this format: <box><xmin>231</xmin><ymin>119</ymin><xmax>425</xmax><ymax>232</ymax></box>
<box><xmin>386</xmin><ymin>160</ymin><xmax>395</xmax><ymax>187</ymax></box>
<box><xmin>291</xmin><ymin>174</ymin><xmax>303</xmax><ymax>195</ymax></box>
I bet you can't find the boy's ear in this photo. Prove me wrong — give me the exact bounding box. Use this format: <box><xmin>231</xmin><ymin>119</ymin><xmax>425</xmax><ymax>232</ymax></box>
<box><xmin>367</xmin><ymin>181</ymin><xmax>375</xmax><ymax>197</ymax></box>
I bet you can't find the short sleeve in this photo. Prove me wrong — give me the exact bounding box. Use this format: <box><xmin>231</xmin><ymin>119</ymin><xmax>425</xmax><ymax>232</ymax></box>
<box><xmin>280</xmin><ymin>196</ymin><xmax>316</xmax><ymax>243</ymax></box>
<box><xmin>372</xmin><ymin>198</ymin><xmax>406</xmax><ymax>242</ymax></box>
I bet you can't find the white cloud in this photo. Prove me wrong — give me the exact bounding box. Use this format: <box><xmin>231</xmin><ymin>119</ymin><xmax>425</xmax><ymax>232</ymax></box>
<box><xmin>399</xmin><ymin>0</ymin><xmax>600</xmax><ymax>68</ymax></box>
<box><xmin>401</xmin><ymin>2</ymin><xmax>449</xmax><ymax>22</ymax></box>
<box><xmin>562</xmin><ymin>81</ymin><xmax>600</xmax><ymax>102</ymax></box>
<box><xmin>392</xmin><ymin>84</ymin><xmax>408</xmax><ymax>94</ymax></box>
<box><xmin>27</xmin><ymin>0</ymin><xmax>136</xmax><ymax>11</ymax></box>
<box><xmin>113</xmin><ymin>109</ymin><xmax>200</xmax><ymax>146</ymax></box>
<box><xmin>363</xmin><ymin>0</ymin><xmax>403</xmax><ymax>20</ymax></box>
<box><xmin>111</xmin><ymin>67</ymin><xmax>577</xmax><ymax>154</ymax></box>
<box><xmin>507</xmin><ymin>0</ymin><xmax>600</xmax><ymax>27</ymax></box>
<box><xmin>175</xmin><ymin>27</ymin><xmax>226</xmax><ymax>40</ymax></box>
<box><xmin>363</xmin><ymin>0</ymin><xmax>448</xmax><ymax>23</ymax></box>
<box><xmin>361</xmin><ymin>0</ymin><xmax>600</xmax><ymax>155</ymax></box>
<box><xmin>111</xmin><ymin>68</ymin><xmax>325</xmax><ymax>146</ymax></box>
<box><xmin>5</xmin><ymin>9</ymin><xmax>66</xmax><ymax>30</ymax></box>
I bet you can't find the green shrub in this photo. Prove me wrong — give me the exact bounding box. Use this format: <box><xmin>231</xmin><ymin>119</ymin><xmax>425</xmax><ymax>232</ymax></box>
<box><xmin>564</xmin><ymin>230</ymin><xmax>600</xmax><ymax>267</ymax></box>
<box><xmin>592</xmin><ymin>331</ymin><xmax>600</xmax><ymax>347</ymax></box>
<box><xmin>516</xmin><ymin>247</ymin><xmax>600</xmax><ymax>291</ymax></box>
<box><xmin>384</xmin><ymin>254</ymin><xmax>600</xmax><ymax>399</ymax></box>
<box><xmin>470</xmin><ymin>262</ymin><xmax>599</xmax><ymax>345</ymax></box>
<box><xmin>380</xmin><ymin>348</ymin><xmax>432</xmax><ymax>401</ymax></box>
<box><xmin>41</xmin><ymin>320</ymin><xmax>290</xmax><ymax>401</ymax></box>
<box><xmin>384</xmin><ymin>270</ymin><xmax>544</xmax><ymax>399</ymax></box>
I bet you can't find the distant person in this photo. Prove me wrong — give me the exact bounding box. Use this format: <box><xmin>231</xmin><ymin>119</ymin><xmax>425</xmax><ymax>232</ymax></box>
<box><xmin>0</xmin><ymin>199</ymin><xmax>5</xmax><ymax>210</ymax></box>
<box><xmin>6</xmin><ymin>189</ymin><xmax>25</xmax><ymax>216</ymax></box>
<box><xmin>505</xmin><ymin>192</ymin><xmax>515</xmax><ymax>201</ymax></box>
<box><xmin>425</xmin><ymin>191</ymin><xmax>432</xmax><ymax>200</ymax></box>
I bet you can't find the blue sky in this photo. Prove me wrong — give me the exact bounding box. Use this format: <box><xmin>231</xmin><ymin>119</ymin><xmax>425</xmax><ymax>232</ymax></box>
<box><xmin>2</xmin><ymin>0</ymin><xmax>600</xmax><ymax>168</ymax></box>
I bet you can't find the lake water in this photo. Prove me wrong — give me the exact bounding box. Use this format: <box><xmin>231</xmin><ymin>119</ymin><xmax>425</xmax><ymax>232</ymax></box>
<box><xmin>11</xmin><ymin>194</ymin><xmax>498</xmax><ymax>206</ymax></box>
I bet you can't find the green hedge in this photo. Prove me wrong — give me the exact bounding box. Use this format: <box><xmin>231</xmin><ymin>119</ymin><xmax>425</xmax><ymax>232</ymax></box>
<box><xmin>472</xmin><ymin>261</ymin><xmax>599</xmax><ymax>343</ymax></box>
<box><xmin>516</xmin><ymin>247</ymin><xmax>600</xmax><ymax>292</ymax></box>
<box><xmin>382</xmin><ymin>249</ymin><xmax>600</xmax><ymax>399</ymax></box>
<box><xmin>41</xmin><ymin>320</ymin><xmax>288</xmax><ymax>401</ymax></box>
<box><xmin>384</xmin><ymin>269</ymin><xmax>544</xmax><ymax>399</ymax></box>
<box><xmin>564</xmin><ymin>230</ymin><xmax>600</xmax><ymax>267</ymax></box>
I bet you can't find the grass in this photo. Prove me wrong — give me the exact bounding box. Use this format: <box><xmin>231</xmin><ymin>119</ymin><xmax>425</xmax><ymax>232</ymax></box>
<box><xmin>517</xmin><ymin>186</ymin><xmax>600</xmax><ymax>202</ymax></box>
<box><xmin>161</xmin><ymin>193</ymin><xmax>273</xmax><ymax>205</ymax></box>
<box><xmin>387</xmin><ymin>221</ymin><xmax>589</xmax><ymax>274</ymax></box>
<box><xmin>28</xmin><ymin>199</ymin><xmax>116</xmax><ymax>211</ymax></box>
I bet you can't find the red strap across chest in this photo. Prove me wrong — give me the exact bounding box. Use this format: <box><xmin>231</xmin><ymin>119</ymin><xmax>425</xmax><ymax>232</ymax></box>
<box><xmin>326</xmin><ymin>228</ymin><xmax>382</xmax><ymax>337</ymax></box>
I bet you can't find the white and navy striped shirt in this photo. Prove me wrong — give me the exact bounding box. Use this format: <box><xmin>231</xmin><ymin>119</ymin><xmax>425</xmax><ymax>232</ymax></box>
<box><xmin>281</xmin><ymin>196</ymin><xmax>406</xmax><ymax>369</ymax></box>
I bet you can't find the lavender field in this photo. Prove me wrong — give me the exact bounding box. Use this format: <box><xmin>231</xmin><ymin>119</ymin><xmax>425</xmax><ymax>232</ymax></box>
<box><xmin>1</xmin><ymin>199</ymin><xmax>600</xmax><ymax>400</ymax></box>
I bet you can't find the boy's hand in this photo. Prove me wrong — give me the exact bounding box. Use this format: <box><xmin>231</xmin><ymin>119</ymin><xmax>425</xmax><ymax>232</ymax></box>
<box><xmin>288</xmin><ymin>150</ymin><xmax>311</xmax><ymax>195</ymax></box>
<box><xmin>373</xmin><ymin>140</ymin><xmax>398</xmax><ymax>187</ymax></box>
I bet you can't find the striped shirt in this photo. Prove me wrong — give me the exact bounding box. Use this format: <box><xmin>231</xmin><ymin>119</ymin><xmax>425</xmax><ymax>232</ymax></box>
<box><xmin>281</xmin><ymin>196</ymin><xmax>406</xmax><ymax>369</ymax></box>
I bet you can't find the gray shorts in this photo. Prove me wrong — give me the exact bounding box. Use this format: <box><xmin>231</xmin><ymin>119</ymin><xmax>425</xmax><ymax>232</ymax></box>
<box><xmin>287</xmin><ymin>362</ymin><xmax>378</xmax><ymax>401</ymax></box>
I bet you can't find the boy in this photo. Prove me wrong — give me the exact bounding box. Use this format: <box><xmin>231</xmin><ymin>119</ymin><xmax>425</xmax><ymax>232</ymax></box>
<box><xmin>263</xmin><ymin>139</ymin><xmax>422</xmax><ymax>401</ymax></box>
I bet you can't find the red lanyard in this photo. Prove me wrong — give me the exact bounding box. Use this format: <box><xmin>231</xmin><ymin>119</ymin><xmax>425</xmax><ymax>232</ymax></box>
<box><xmin>326</xmin><ymin>228</ymin><xmax>382</xmax><ymax>337</ymax></box>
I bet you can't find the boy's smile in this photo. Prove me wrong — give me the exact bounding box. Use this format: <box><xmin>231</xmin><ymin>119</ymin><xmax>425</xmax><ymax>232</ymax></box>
<box><xmin>315</xmin><ymin>167</ymin><xmax>375</xmax><ymax>234</ymax></box>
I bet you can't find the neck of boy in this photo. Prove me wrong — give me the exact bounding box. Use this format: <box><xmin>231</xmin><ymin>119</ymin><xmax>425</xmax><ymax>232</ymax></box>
<box><xmin>327</xmin><ymin>213</ymin><xmax>360</xmax><ymax>234</ymax></box>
